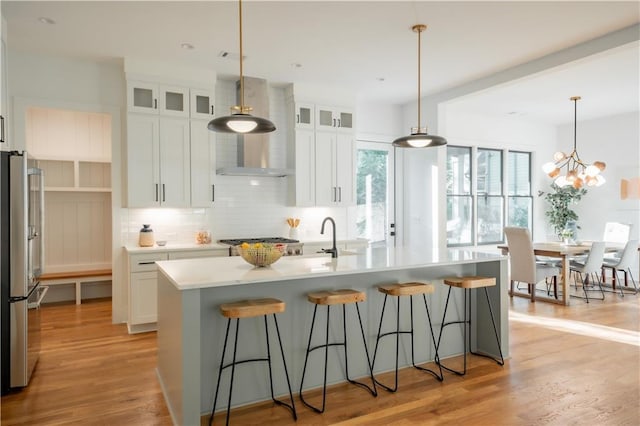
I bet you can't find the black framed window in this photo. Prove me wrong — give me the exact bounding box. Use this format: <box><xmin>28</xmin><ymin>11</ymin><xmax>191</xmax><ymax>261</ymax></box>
<box><xmin>507</xmin><ymin>151</ymin><xmax>533</xmax><ymax>230</ymax></box>
<box><xmin>477</xmin><ymin>148</ymin><xmax>504</xmax><ymax>244</ymax></box>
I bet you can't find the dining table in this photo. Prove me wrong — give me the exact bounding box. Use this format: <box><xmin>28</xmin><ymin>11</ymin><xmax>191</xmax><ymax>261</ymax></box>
<box><xmin>497</xmin><ymin>241</ymin><xmax>629</xmax><ymax>305</ymax></box>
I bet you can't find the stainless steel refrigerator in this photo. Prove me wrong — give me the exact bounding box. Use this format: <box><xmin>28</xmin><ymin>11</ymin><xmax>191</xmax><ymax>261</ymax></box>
<box><xmin>1</xmin><ymin>150</ymin><xmax>46</xmax><ymax>395</ymax></box>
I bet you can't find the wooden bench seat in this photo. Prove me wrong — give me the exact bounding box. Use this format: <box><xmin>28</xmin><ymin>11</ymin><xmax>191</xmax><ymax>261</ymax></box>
<box><xmin>39</xmin><ymin>269</ymin><xmax>112</xmax><ymax>305</ymax></box>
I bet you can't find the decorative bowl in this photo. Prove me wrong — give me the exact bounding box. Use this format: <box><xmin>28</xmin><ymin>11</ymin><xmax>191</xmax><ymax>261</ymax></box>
<box><xmin>237</xmin><ymin>243</ymin><xmax>286</xmax><ymax>267</ymax></box>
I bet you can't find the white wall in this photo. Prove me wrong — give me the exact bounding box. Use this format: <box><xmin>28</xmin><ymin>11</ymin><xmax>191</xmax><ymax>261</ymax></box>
<box><xmin>561</xmin><ymin>112</ymin><xmax>640</xmax><ymax>241</ymax></box>
<box><xmin>356</xmin><ymin>100</ymin><xmax>403</xmax><ymax>142</ymax></box>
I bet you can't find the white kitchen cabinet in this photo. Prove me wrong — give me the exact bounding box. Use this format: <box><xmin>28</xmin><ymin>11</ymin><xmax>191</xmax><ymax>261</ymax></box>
<box><xmin>290</xmin><ymin>129</ymin><xmax>316</xmax><ymax>206</ymax></box>
<box><xmin>190</xmin><ymin>88</ymin><xmax>215</xmax><ymax>120</ymax></box>
<box><xmin>127</xmin><ymin>252</ymin><xmax>168</xmax><ymax>333</ymax></box>
<box><xmin>189</xmin><ymin>120</ymin><xmax>216</xmax><ymax>207</ymax></box>
<box><xmin>127</xmin><ymin>249</ymin><xmax>227</xmax><ymax>333</ymax></box>
<box><xmin>316</xmin><ymin>105</ymin><xmax>354</xmax><ymax>133</ymax></box>
<box><xmin>127</xmin><ymin>80</ymin><xmax>189</xmax><ymax>118</ymax></box>
<box><xmin>126</xmin><ymin>114</ymin><xmax>190</xmax><ymax>207</ymax></box>
<box><xmin>315</xmin><ymin>131</ymin><xmax>355</xmax><ymax>206</ymax></box>
<box><xmin>287</xmin><ymin>99</ymin><xmax>355</xmax><ymax>207</ymax></box>
<box><xmin>294</xmin><ymin>102</ymin><xmax>314</xmax><ymax>130</ymax></box>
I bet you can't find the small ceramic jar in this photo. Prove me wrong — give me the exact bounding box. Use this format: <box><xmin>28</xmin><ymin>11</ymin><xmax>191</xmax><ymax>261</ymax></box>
<box><xmin>139</xmin><ymin>224</ymin><xmax>155</xmax><ymax>247</ymax></box>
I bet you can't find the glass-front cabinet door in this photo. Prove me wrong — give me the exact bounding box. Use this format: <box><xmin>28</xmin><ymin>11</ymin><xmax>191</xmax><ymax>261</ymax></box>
<box><xmin>159</xmin><ymin>85</ymin><xmax>189</xmax><ymax>118</ymax></box>
<box><xmin>316</xmin><ymin>106</ymin><xmax>353</xmax><ymax>132</ymax></box>
<box><xmin>294</xmin><ymin>103</ymin><xmax>314</xmax><ymax>130</ymax></box>
<box><xmin>128</xmin><ymin>81</ymin><xmax>159</xmax><ymax>114</ymax></box>
<box><xmin>190</xmin><ymin>88</ymin><xmax>215</xmax><ymax>120</ymax></box>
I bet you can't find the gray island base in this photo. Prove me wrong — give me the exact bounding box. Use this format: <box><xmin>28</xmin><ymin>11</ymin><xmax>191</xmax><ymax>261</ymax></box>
<box><xmin>156</xmin><ymin>247</ymin><xmax>509</xmax><ymax>425</ymax></box>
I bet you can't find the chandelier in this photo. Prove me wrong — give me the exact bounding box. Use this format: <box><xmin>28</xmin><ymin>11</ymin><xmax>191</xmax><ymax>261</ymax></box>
<box><xmin>542</xmin><ymin>96</ymin><xmax>605</xmax><ymax>188</ymax></box>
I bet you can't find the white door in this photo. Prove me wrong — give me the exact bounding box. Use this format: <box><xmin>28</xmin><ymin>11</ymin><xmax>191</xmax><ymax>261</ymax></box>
<box><xmin>356</xmin><ymin>141</ymin><xmax>395</xmax><ymax>247</ymax></box>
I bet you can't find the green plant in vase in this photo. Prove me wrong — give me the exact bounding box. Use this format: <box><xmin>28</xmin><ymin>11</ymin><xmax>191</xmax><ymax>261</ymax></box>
<box><xmin>539</xmin><ymin>183</ymin><xmax>587</xmax><ymax>239</ymax></box>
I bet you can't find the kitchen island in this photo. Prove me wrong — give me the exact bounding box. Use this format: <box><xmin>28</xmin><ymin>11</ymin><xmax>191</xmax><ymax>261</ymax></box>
<box><xmin>156</xmin><ymin>247</ymin><xmax>508</xmax><ymax>426</ymax></box>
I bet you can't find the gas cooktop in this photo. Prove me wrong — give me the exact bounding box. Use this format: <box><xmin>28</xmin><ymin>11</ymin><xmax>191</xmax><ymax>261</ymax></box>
<box><xmin>218</xmin><ymin>237</ymin><xmax>300</xmax><ymax>245</ymax></box>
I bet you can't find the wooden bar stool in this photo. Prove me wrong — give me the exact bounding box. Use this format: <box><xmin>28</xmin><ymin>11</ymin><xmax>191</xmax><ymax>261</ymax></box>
<box><xmin>210</xmin><ymin>298</ymin><xmax>296</xmax><ymax>425</ymax></box>
<box><xmin>299</xmin><ymin>289</ymin><xmax>377</xmax><ymax>413</ymax></box>
<box><xmin>370</xmin><ymin>282</ymin><xmax>443</xmax><ymax>392</ymax></box>
<box><xmin>436</xmin><ymin>276</ymin><xmax>504</xmax><ymax>376</ymax></box>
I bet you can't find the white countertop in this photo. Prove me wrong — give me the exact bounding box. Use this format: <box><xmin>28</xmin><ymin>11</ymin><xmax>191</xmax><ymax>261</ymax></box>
<box><xmin>124</xmin><ymin>242</ymin><xmax>229</xmax><ymax>254</ymax></box>
<box><xmin>156</xmin><ymin>246</ymin><xmax>506</xmax><ymax>291</ymax></box>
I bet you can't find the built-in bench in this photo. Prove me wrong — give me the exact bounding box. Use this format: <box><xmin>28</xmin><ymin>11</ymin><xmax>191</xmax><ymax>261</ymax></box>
<box><xmin>39</xmin><ymin>269</ymin><xmax>112</xmax><ymax>305</ymax></box>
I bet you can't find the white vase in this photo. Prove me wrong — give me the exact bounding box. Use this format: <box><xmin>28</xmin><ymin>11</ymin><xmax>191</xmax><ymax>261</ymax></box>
<box><xmin>289</xmin><ymin>228</ymin><xmax>299</xmax><ymax>240</ymax></box>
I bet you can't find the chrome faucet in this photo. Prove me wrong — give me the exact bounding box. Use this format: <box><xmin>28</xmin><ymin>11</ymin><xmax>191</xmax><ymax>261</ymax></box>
<box><xmin>320</xmin><ymin>217</ymin><xmax>338</xmax><ymax>258</ymax></box>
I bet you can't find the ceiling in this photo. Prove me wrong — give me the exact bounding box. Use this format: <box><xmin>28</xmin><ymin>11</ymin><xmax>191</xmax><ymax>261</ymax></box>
<box><xmin>3</xmin><ymin>1</ymin><xmax>639</xmax><ymax>125</ymax></box>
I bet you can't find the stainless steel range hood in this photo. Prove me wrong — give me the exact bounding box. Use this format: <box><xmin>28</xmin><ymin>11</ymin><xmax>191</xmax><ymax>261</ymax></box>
<box><xmin>216</xmin><ymin>77</ymin><xmax>294</xmax><ymax>177</ymax></box>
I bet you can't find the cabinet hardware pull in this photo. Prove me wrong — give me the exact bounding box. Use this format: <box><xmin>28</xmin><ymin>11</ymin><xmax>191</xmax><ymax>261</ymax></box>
<box><xmin>212</xmin><ymin>184</ymin><xmax>215</xmax><ymax>202</ymax></box>
<box><xmin>154</xmin><ymin>99</ymin><xmax>158</xmax><ymax>109</ymax></box>
<box><xmin>155</xmin><ymin>184</ymin><xmax>159</xmax><ymax>202</ymax></box>
<box><xmin>332</xmin><ymin>118</ymin><xmax>336</xmax><ymax>127</ymax></box>
<box><xmin>296</xmin><ymin>114</ymin><xmax>300</xmax><ymax>123</ymax></box>
<box><xmin>338</xmin><ymin>186</ymin><xmax>342</xmax><ymax>202</ymax></box>
<box><xmin>0</xmin><ymin>115</ymin><xmax>4</xmax><ymax>143</ymax></box>
<box><xmin>162</xmin><ymin>184</ymin><xmax>166</xmax><ymax>202</ymax></box>
<box><xmin>337</xmin><ymin>118</ymin><xmax>341</xmax><ymax>128</ymax></box>
<box><xmin>332</xmin><ymin>186</ymin><xmax>336</xmax><ymax>202</ymax></box>
<box><xmin>138</xmin><ymin>261</ymin><xmax>156</xmax><ymax>265</ymax></box>
<box><xmin>211</xmin><ymin>105</ymin><xmax>214</xmax><ymax>115</ymax></box>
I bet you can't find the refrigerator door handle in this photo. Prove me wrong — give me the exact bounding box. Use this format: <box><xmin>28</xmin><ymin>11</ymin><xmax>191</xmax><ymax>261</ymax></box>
<box><xmin>27</xmin><ymin>166</ymin><xmax>45</xmax><ymax>279</ymax></box>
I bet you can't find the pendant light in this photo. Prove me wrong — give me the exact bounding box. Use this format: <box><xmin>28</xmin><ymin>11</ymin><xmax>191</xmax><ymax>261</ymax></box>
<box><xmin>208</xmin><ymin>0</ymin><xmax>275</xmax><ymax>134</ymax></box>
<box><xmin>393</xmin><ymin>24</ymin><xmax>447</xmax><ymax>148</ymax></box>
<box><xmin>542</xmin><ymin>96</ymin><xmax>605</xmax><ymax>188</ymax></box>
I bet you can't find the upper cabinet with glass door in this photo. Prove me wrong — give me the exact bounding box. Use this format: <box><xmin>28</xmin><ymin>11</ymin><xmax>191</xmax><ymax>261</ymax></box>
<box><xmin>316</xmin><ymin>106</ymin><xmax>353</xmax><ymax>133</ymax></box>
<box><xmin>127</xmin><ymin>81</ymin><xmax>189</xmax><ymax>117</ymax></box>
<box><xmin>294</xmin><ymin>103</ymin><xmax>314</xmax><ymax>130</ymax></box>
<box><xmin>190</xmin><ymin>88</ymin><xmax>215</xmax><ymax>120</ymax></box>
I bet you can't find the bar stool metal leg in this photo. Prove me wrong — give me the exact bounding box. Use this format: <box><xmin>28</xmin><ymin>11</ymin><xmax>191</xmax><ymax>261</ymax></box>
<box><xmin>371</xmin><ymin>293</ymin><xmax>443</xmax><ymax>393</ymax></box>
<box><xmin>210</xmin><ymin>314</ymin><xmax>297</xmax><ymax>425</ymax></box>
<box><xmin>266</xmin><ymin>314</ymin><xmax>297</xmax><ymax>419</ymax></box>
<box><xmin>210</xmin><ymin>318</ymin><xmax>233</xmax><ymax>426</ymax></box>
<box><xmin>436</xmin><ymin>286</ymin><xmax>504</xmax><ymax>376</ymax></box>
<box><xmin>300</xmin><ymin>301</ymin><xmax>377</xmax><ymax>413</ymax></box>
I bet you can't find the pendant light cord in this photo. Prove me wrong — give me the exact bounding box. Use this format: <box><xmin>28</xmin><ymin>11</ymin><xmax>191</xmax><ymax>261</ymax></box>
<box><xmin>416</xmin><ymin>26</ymin><xmax>422</xmax><ymax>131</ymax></box>
<box><xmin>238</xmin><ymin>0</ymin><xmax>245</xmax><ymax>110</ymax></box>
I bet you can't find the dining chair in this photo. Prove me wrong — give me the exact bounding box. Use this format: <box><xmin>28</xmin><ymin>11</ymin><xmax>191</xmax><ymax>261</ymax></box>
<box><xmin>504</xmin><ymin>227</ymin><xmax>561</xmax><ymax>302</ymax></box>
<box><xmin>602</xmin><ymin>239</ymin><xmax>638</xmax><ymax>296</ymax></box>
<box><xmin>569</xmin><ymin>241</ymin><xmax>606</xmax><ymax>303</ymax></box>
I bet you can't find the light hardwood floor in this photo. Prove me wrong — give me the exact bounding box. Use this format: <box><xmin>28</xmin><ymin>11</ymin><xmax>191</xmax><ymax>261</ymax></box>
<box><xmin>1</xmin><ymin>292</ymin><xmax>639</xmax><ymax>425</ymax></box>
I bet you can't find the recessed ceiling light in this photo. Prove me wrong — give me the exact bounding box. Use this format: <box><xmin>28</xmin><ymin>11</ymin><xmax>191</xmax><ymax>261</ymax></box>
<box><xmin>38</xmin><ymin>17</ymin><xmax>56</xmax><ymax>25</ymax></box>
<box><xmin>291</xmin><ymin>63</ymin><xmax>302</xmax><ymax>68</ymax></box>
<box><xmin>377</xmin><ymin>77</ymin><xmax>385</xmax><ymax>82</ymax></box>
<box><xmin>181</xmin><ymin>43</ymin><xmax>194</xmax><ymax>50</ymax></box>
